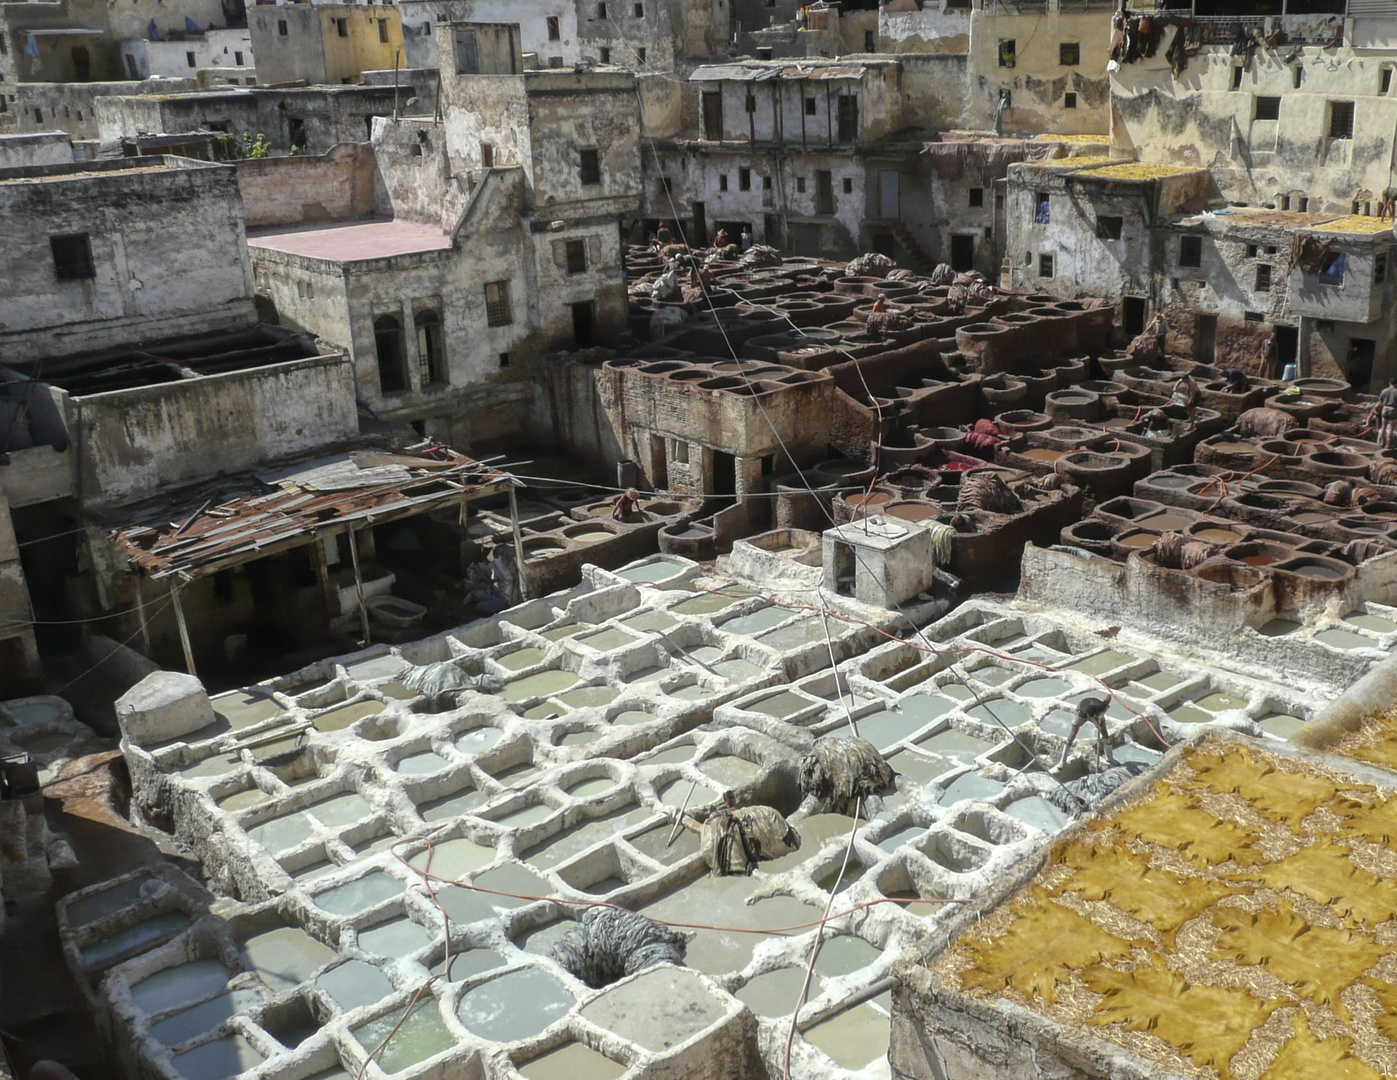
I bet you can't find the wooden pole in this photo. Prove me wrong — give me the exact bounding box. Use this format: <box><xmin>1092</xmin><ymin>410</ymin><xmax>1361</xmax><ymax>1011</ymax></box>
<box><xmin>170</xmin><ymin>583</ymin><xmax>196</xmax><ymax>676</ymax></box>
<box><xmin>508</xmin><ymin>485</ymin><xmax>528</xmax><ymax>601</ymax></box>
<box><xmin>347</xmin><ymin>527</ymin><xmax>372</xmax><ymax>646</ymax></box>
<box><xmin>134</xmin><ymin>577</ymin><xmax>151</xmax><ymax>655</ymax></box>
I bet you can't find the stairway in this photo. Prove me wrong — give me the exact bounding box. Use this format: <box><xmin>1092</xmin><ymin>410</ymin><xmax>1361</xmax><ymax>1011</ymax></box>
<box><xmin>889</xmin><ymin>225</ymin><xmax>938</xmax><ymax>275</ymax></box>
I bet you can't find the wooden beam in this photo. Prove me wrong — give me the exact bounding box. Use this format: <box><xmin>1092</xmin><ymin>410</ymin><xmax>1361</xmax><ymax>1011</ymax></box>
<box><xmin>170</xmin><ymin>583</ymin><xmax>196</xmax><ymax>676</ymax></box>
<box><xmin>508</xmin><ymin>485</ymin><xmax>528</xmax><ymax>601</ymax></box>
<box><xmin>347</xmin><ymin>527</ymin><xmax>372</xmax><ymax>646</ymax></box>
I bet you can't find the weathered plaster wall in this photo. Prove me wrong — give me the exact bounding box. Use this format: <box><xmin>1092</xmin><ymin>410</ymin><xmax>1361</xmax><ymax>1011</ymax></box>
<box><xmin>0</xmin><ymin>158</ymin><xmax>257</xmax><ymax>363</ymax></box>
<box><xmin>121</xmin><ymin>30</ymin><xmax>254</xmax><ymax>81</ymax></box>
<box><xmin>1111</xmin><ymin>23</ymin><xmax>1397</xmax><ymax>214</ymax></box>
<box><xmin>236</xmin><ymin>143</ymin><xmax>379</xmax><ymax>227</ymax></box>
<box><xmin>11</xmin><ymin>80</ymin><xmax>196</xmax><ymax>140</ymax></box>
<box><xmin>0</xmin><ymin>130</ymin><xmax>73</xmax><ymax>168</ymax></box>
<box><xmin>71</xmin><ymin>352</ymin><xmax>358</xmax><ymax>508</ymax></box>
<box><xmin>398</xmin><ymin>0</ymin><xmax>578</xmax><ymax>70</ymax></box>
<box><xmin>249</xmin><ymin>6</ymin><xmax>402</xmax><ymax>86</ymax></box>
<box><xmin>880</xmin><ymin>2</ymin><xmax>970</xmax><ymax>56</ymax></box>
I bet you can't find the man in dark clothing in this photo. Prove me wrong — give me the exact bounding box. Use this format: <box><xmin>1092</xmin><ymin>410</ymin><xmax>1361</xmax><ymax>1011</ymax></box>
<box><xmin>1377</xmin><ymin>378</ymin><xmax>1397</xmax><ymax>448</ymax></box>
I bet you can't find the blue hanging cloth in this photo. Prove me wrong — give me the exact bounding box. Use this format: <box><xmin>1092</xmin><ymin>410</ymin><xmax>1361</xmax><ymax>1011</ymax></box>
<box><xmin>24</xmin><ymin>34</ymin><xmax>40</xmax><ymax>57</ymax></box>
<box><xmin>185</xmin><ymin>16</ymin><xmax>201</xmax><ymax>34</ymax></box>
<box><xmin>149</xmin><ymin>19</ymin><xmax>162</xmax><ymax>41</ymax></box>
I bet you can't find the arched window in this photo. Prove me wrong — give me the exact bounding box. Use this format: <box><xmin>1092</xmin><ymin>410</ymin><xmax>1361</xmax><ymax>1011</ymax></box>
<box><xmin>414</xmin><ymin>310</ymin><xmax>446</xmax><ymax>386</ymax></box>
<box><xmin>374</xmin><ymin>314</ymin><xmax>406</xmax><ymax>393</ymax></box>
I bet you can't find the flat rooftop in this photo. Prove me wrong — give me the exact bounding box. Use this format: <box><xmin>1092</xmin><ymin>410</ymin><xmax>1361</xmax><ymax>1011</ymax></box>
<box><xmin>248</xmin><ymin>219</ymin><xmax>454</xmax><ymax>262</ymax></box>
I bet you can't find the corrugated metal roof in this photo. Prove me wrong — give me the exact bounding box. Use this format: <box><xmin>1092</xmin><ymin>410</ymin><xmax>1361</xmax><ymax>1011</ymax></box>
<box><xmin>690</xmin><ymin>64</ymin><xmax>775</xmax><ymax>82</ymax></box>
<box><xmin>690</xmin><ymin>62</ymin><xmax>867</xmax><ymax>83</ymax></box>
<box><xmin>112</xmin><ymin>441</ymin><xmax>513</xmax><ymax>581</ymax></box>
<box><xmin>780</xmin><ymin>64</ymin><xmax>866</xmax><ymax>80</ymax></box>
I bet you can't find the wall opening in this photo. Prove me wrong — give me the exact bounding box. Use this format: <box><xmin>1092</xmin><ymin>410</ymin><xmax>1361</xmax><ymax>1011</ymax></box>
<box><xmin>1122</xmin><ymin>296</ymin><xmax>1147</xmax><ymax>338</ymax></box>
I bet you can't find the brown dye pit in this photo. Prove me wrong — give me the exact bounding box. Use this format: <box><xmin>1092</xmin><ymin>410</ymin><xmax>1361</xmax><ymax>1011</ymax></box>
<box><xmin>1021</xmin><ymin>449</ymin><xmax>1066</xmax><ymax>462</ymax></box>
<box><xmin>1195</xmin><ymin>529</ymin><xmax>1241</xmax><ymax>543</ymax></box>
<box><xmin>1117</xmin><ymin>532</ymin><xmax>1159</xmax><ymax>549</ymax></box>
<box><xmin>1137</xmin><ymin>514</ymin><xmax>1192</xmax><ymax>532</ymax></box>
<box><xmin>939</xmin><ymin>742</ymin><xmax>1397</xmax><ymax>1079</ymax></box>
<box><xmin>1240</xmin><ymin>555</ymin><xmax>1275</xmax><ymax>566</ymax></box>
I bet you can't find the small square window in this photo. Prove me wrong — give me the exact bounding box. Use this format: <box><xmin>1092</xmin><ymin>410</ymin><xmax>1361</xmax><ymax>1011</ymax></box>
<box><xmin>1244</xmin><ymin>310</ymin><xmax>1264</xmax><ymax>323</ymax></box>
<box><xmin>499</xmin><ymin>352</ymin><xmax>511</xmax><ymax>367</ymax></box>
<box><xmin>580</xmin><ymin>148</ymin><xmax>600</xmax><ymax>184</ymax></box>
<box><xmin>805</xmin><ymin>96</ymin><xmax>816</xmax><ymax>115</ymax></box>
<box><xmin>796</xmin><ymin>176</ymin><xmax>806</xmax><ymax>193</ymax></box>
<box><xmin>659</xmin><ymin>176</ymin><xmax>672</xmax><ymax>193</ymax></box>
<box><xmin>599</xmin><ymin>46</ymin><xmax>611</xmax><ymax>63</ymax></box>
<box><xmin>1060</xmin><ymin>42</ymin><xmax>1079</xmax><ymax>66</ymax></box>
<box><xmin>186</xmin><ymin>51</ymin><xmax>196</xmax><ymax>67</ymax></box>
<box><xmin>277</xmin><ymin>18</ymin><xmax>287</xmax><ymax>35</ymax></box>
<box><xmin>1255</xmin><ymin>264</ymin><xmax>1271</xmax><ymax>292</ymax></box>
<box><xmin>719</xmin><ymin>174</ymin><xmax>729</xmax><ymax>191</ymax></box>
<box><xmin>50</xmin><ymin>233</ymin><xmax>94</xmax><ymax>280</ymax></box>
<box><xmin>969</xmin><ymin>187</ymin><xmax>984</xmax><ymax>208</ymax></box>
<box><xmin>598</xmin><ymin>2</ymin><xmax>607</xmax><ymax>16</ymax></box>
<box><xmin>998</xmin><ymin>39</ymin><xmax>1015</xmax><ymax>68</ymax></box>
<box><xmin>378</xmin><ymin>18</ymin><xmax>389</xmax><ymax>42</ymax></box>
<box><xmin>546</xmin><ymin>15</ymin><xmax>560</xmax><ymax>40</ymax></box>
<box><xmin>1318</xmin><ymin>250</ymin><xmax>1347</xmax><ymax>285</ymax></box>
<box><xmin>1179</xmin><ymin>234</ymin><xmax>1202</xmax><ymax>268</ymax></box>
<box><xmin>1064</xmin><ymin>91</ymin><xmax>1077</xmax><ymax>109</ymax></box>
<box><xmin>636</xmin><ymin>46</ymin><xmax>646</xmax><ymax>61</ymax></box>
<box><xmin>634</xmin><ymin>2</ymin><xmax>644</xmax><ymax>15</ymax></box>
<box><xmin>1231</xmin><ymin>64</ymin><xmax>1243</xmax><ymax>90</ymax></box>
<box><xmin>757</xmin><ymin>47</ymin><xmax>772</xmax><ymax>60</ymax></box>
<box><xmin>484</xmin><ymin>280</ymin><xmax>513</xmax><ymax>325</ymax></box>
<box><xmin>673</xmin><ymin>439</ymin><xmax>689</xmax><ymax>465</ymax></box>
<box><xmin>1245</xmin><ymin>244</ymin><xmax>1258</xmax><ymax>257</ymax></box>
<box><xmin>1255</xmin><ymin>95</ymin><xmax>1281</xmax><ymax>121</ymax></box>
<box><xmin>1033</xmin><ymin>191</ymin><xmax>1050</xmax><ymax>224</ymax></box>
<box><xmin>739</xmin><ymin>166</ymin><xmax>751</xmax><ymax>190</ymax></box>
<box><xmin>566</xmin><ymin>239</ymin><xmax>587</xmax><ymax>274</ymax></box>
<box><xmin>235</xmin><ymin>50</ymin><xmax>244</xmax><ymax>65</ymax></box>
<box><xmin>1096</xmin><ymin>215</ymin><xmax>1123</xmax><ymax>240</ymax></box>
<box><xmin>762</xmin><ymin>175</ymin><xmax>771</xmax><ymax>190</ymax></box>
<box><xmin>336</xmin><ymin>18</ymin><xmax>348</xmax><ymax>37</ymax></box>
<box><xmin>1038</xmin><ymin>253</ymin><xmax>1054</xmax><ymax>278</ymax></box>
<box><xmin>842</xmin><ymin>177</ymin><xmax>853</xmax><ymax>194</ymax></box>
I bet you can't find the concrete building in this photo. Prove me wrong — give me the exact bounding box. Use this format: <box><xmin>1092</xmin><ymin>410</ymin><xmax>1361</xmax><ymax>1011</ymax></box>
<box><xmin>397</xmin><ymin>0</ymin><xmax>582</xmax><ymax>71</ymax></box>
<box><xmin>0</xmin><ymin>128</ymin><xmax>74</xmax><ymax>166</ymax></box>
<box><xmin>94</xmin><ymin>83</ymin><xmax>415</xmax><ymax>154</ymax></box>
<box><xmin>119</xmin><ymin>27</ymin><xmax>255</xmax><ymax>83</ymax></box>
<box><xmin>1109</xmin><ymin>3</ymin><xmax>1388</xmax><ymax>216</ymax></box>
<box><xmin>248</xmin><ymin>5</ymin><xmax>403</xmax><ymax>87</ymax></box>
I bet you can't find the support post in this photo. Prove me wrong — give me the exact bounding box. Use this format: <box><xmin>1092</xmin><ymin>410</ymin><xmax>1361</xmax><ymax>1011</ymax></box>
<box><xmin>134</xmin><ymin>576</ymin><xmax>151</xmax><ymax>655</ymax></box>
<box><xmin>347</xmin><ymin>527</ymin><xmax>372</xmax><ymax>646</ymax></box>
<box><xmin>508</xmin><ymin>485</ymin><xmax>528</xmax><ymax>601</ymax></box>
<box><xmin>170</xmin><ymin>582</ymin><xmax>196</xmax><ymax>676</ymax></box>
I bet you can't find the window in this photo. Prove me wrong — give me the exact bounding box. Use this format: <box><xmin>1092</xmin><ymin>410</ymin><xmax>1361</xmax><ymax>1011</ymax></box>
<box><xmin>658</xmin><ymin>176</ymin><xmax>672</xmax><ymax>193</ymax></box>
<box><xmin>864</xmin><ymin>30</ymin><xmax>875</xmax><ymax>52</ymax></box>
<box><xmin>1317</xmin><ymin>320</ymin><xmax>1336</xmax><ymax>332</ymax></box>
<box><xmin>968</xmin><ymin>187</ymin><xmax>984</xmax><ymax>208</ymax></box>
<box><xmin>745</xmin><ymin>92</ymin><xmax>756</xmax><ymax>113</ymax></box>
<box><xmin>836</xmin><ymin>95</ymin><xmax>858</xmax><ymax>141</ymax></box>
<box><xmin>1383</xmin><ymin>66</ymin><xmax>1393</xmax><ymax>94</ymax></box>
<box><xmin>499</xmin><ymin>352</ymin><xmax>511</xmax><ymax>367</ymax></box>
<box><xmin>1329</xmin><ymin>100</ymin><xmax>1355</xmax><ymax>139</ymax></box>
<box><xmin>1096</xmin><ymin>215</ymin><xmax>1123</xmax><ymax>240</ymax></box>
<box><xmin>287</xmin><ymin>117</ymin><xmax>306</xmax><ymax>148</ymax></box>
<box><xmin>277</xmin><ymin>18</ymin><xmax>287</xmax><ymax>35</ymax></box>
<box><xmin>634</xmin><ymin>2</ymin><xmax>643</xmax><ymax>15</ymax></box>
<box><xmin>1244</xmin><ymin>310</ymin><xmax>1263</xmax><ymax>323</ymax></box>
<box><xmin>1033</xmin><ymin>191</ymin><xmax>1050</xmax><ymax>224</ymax></box>
<box><xmin>805</xmin><ymin>96</ymin><xmax>816</xmax><ymax>116</ymax></box>
<box><xmin>1039</xmin><ymin>253</ymin><xmax>1055</xmax><ymax>278</ymax></box>
<box><xmin>1179</xmin><ymin>234</ymin><xmax>1202</xmax><ymax>268</ymax></box>
<box><xmin>702</xmin><ymin>91</ymin><xmax>722</xmax><ymax>138</ymax></box>
<box><xmin>336</xmin><ymin>18</ymin><xmax>348</xmax><ymax>37</ymax></box>
<box><xmin>480</xmin><ymin>142</ymin><xmax>493</xmax><ymax>167</ymax></box>
<box><xmin>762</xmin><ymin>174</ymin><xmax>771</xmax><ymax>190</ymax></box>
<box><xmin>718</xmin><ymin>174</ymin><xmax>728</xmax><ymax>191</ymax></box>
<box><xmin>1318</xmin><ymin>250</ymin><xmax>1347</xmax><ymax>285</ymax></box>
<box><xmin>1377</xmin><ymin>253</ymin><xmax>1388</xmax><ymax>284</ymax></box>
<box><xmin>484</xmin><ymin>280</ymin><xmax>512</xmax><ymax>325</ymax></box>
<box><xmin>373</xmin><ymin>315</ymin><xmax>407</xmax><ymax>393</ymax></box>
<box><xmin>598</xmin><ymin>1</ymin><xmax>607</xmax><ymax>16</ymax></box>
<box><xmin>672</xmin><ymin>439</ymin><xmax>689</xmax><ymax>465</ymax></box>
<box><xmin>1245</xmin><ymin>243</ymin><xmax>1258</xmax><ymax>257</ymax></box>
<box><xmin>1060</xmin><ymin>42</ymin><xmax>1079</xmax><ymax>66</ymax></box>
<box><xmin>546</xmin><ymin>15</ymin><xmax>560</xmax><ymax>40</ymax></box>
<box><xmin>1255</xmin><ymin>95</ymin><xmax>1280</xmax><ymax>121</ymax></box>
<box><xmin>796</xmin><ymin>176</ymin><xmax>806</xmax><ymax>194</ymax></box>
<box><xmin>423</xmin><ymin>22</ymin><xmax>430</xmax><ymax>35</ymax></box>
<box><xmin>549</xmin><ymin>54</ymin><xmax>564</xmax><ymax>67</ymax></box>
<box><xmin>186</xmin><ymin>51</ymin><xmax>196</xmax><ymax>67</ymax></box>
<box><xmin>415</xmin><ymin>310</ymin><xmax>446</xmax><ymax>385</ymax></box>
<box><xmin>757</xmin><ymin>48</ymin><xmax>772</xmax><ymax>60</ymax></box>
<box><xmin>1298</xmin><ymin>197</ymin><xmax>1310</xmax><ymax>212</ymax></box>
<box><xmin>739</xmin><ymin>166</ymin><xmax>751</xmax><ymax>190</ymax></box>
<box><xmin>1064</xmin><ymin>92</ymin><xmax>1077</xmax><ymax>109</ymax></box>
<box><xmin>636</xmin><ymin>46</ymin><xmax>645</xmax><ymax>61</ymax></box>
<box><xmin>234</xmin><ymin>51</ymin><xmax>244</xmax><ymax>65</ymax></box>
<box><xmin>815</xmin><ymin>169</ymin><xmax>834</xmax><ymax>214</ymax></box>
<box><xmin>580</xmin><ymin>148</ymin><xmax>600</xmax><ymax>184</ymax></box>
<box><xmin>842</xmin><ymin>177</ymin><xmax>853</xmax><ymax>194</ymax></box>
<box><xmin>1230</xmin><ymin>64</ymin><xmax>1243</xmax><ymax>90</ymax></box>
<box><xmin>1255</xmin><ymin>264</ymin><xmax>1271</xmax><ymax>292</ymax></box>
<box><xmin>50</xmin><ymin>234</ymin><xmax>94</xmax><ymax>280</ymax></box>
<box><xmin>599</xmin><ymin>47</ymin><xmax>610</xmax><ymax>63</ymax></box>
<box><xmin>377</xmin><ymin>18</ymin><xmax>389</xmax><ymax>42</ymax></box>
<box><xmin>455</xmin><ymin>29</ymin><xmax>479</xmax><ymax>73</ymax></box>
<box><xmin>1279</xmin><ymin>194</ymin><xmax>1291</xmax><ymax>211</ymax></box>
<box><xmin>566</xmin><ymin>239</ymin><xmax>588</xmax><ymax>274</ymax></box>
<box><xmin>998</xmin><ymin>39</ymin><xmax>1015</xmax><ymax>68</ymax></box>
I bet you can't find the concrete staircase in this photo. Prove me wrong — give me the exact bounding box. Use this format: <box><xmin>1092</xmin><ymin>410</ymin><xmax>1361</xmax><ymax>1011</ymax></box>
<box><xmin>889</xmin><ymin>225</ymin><xmax>938</xmax><ymax>275</ymax></box>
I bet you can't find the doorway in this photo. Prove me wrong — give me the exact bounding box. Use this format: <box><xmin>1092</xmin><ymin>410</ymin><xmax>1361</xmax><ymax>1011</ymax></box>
<box><xmin>571</xmin><ymin>301</ymin><xmax>595</xmax><ymax>346</ymax></box>
<box><xmin>711</xmin><ymin>451</ymin><xmax>736</xmax><ymax>500</ymax></box>
<box><xmin>691</xmin><ymin>201</ymin><xmax>707</xmax><ymax>247</ymax></box>
<box><xmin>1348</xmin><ymin>338</ymin><xmax>1376</xmax><ymax>393</ymax></box>
<box><xmin>1194</xmin><ymin>313</ymin><xmax>1217</xmax><ymax>364</ymax></box>
<box><xmin>1275</xmin><ymin>324</ymin><xmax>1298</xmax><ymax>373</ymax></box>
<box><xmin>1122</xmin><ymin>297</ymin><xmax>1147</xmax><ymax>338</ymax></box>
<box><xmin>650</xmin><ymin>433</ymin><xmax>668</xmax><ymax>489</ymax></box>
<box><xmin>878</xmin><ymin>170</ymin><xmax>900</xmax><ymax>219</ymax></box>
<box><xmin>950</xmin><ymin>234</ymin><xmax>975</xmax><ymax>272</ymax></box>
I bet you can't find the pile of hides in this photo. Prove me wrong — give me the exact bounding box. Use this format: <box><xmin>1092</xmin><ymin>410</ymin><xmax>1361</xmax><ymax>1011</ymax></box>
<box><xmin>739</xmin><ymin>244</ymin><xmax>783</xmax><ymax>269</ymax></box>
<box><xmin>929</xmin><ymin>263</ymin><xmax>956</xmax><ymax>285</ymax></box>
<box><xmin>549</xmin><ymin>908</ymin><xmax>688</xmax><ymax>989</ymax></box>
<box><xmin>957</xmin><ymin>470</ymin><xmax>1021</xmax><ymax>515</ymax></box>
<box><xmin>962</xmin><ymin>418</ymin><xmax>1004</xmax><ymax>453</ymax></box>
<box><xmin>847</xmin><ymin>252</ymin><xmax>896</xmax><ymax>277</ymax></box>
<box><xmin>1236</xmin><ymin>407</ymin><xmax>1296</xmax><ymax>437</ymax></box>
<box><xmin>1370</xmin><ymin>459</ymin><xmax>1397</xmax><ymax>486</ymax></box>
<box><xmin>400</xmin><ymin>662</ymin><xmax>500</xmax><ymax>709</ymax></box>
<box><xmin>866</xmin><ymin>312</ymin><xmax>913</xmax><ymax>340</ymax></box>
<box><xmin>1046</xmin><ymin>762</ymin><xmax>1148</xmax><ymax>815</ymax></box>
<box><xmin>1152</xmin><ymin>531</ymin><xmax>1216</xmax><ymax>570</ymax></box>
<box><xmin>799</xmin><ymin>736</ymin><xmax>895</xmax><ymax>814</ymax></box>
<box><xmin>699</xmin><ymin>805</ymin><xmax>801</xmax><ymax>876</ymax></box>
<box><xmin>1288</xmin><ymin>232</ymin><xmax>1333</xmax><ymax>274</ymax></box>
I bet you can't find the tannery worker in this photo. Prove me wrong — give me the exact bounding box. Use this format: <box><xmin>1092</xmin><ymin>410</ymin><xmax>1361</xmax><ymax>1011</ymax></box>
<box><xmin>611</xmin><ymin>487</ymin><xmax>642</xmax><ymax>522</ymax></box>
